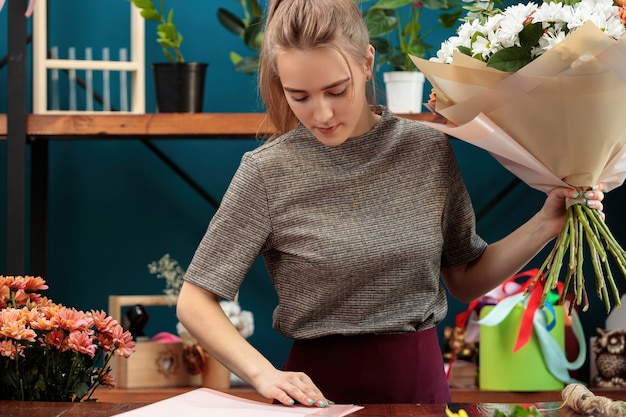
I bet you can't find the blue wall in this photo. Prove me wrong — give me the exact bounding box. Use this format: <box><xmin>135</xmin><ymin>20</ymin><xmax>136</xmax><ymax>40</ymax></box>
<box><xmin>2</xmin><ymin>0</ymin><xmax>626</xmax><ymax>381</ymax></box>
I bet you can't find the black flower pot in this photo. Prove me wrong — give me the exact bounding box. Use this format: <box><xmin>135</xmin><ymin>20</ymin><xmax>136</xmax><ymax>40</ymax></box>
<box><xmin>152</xmin><ymin>62</ymin><xmax>208</xmax><ymax>113</ymax></box>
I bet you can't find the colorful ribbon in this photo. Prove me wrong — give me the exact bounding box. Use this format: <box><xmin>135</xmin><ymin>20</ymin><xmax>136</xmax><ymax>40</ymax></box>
<box><xmin>475</xmin><ymin>270</ymin><xmax>586</xmax><ymax>384</ymax></box>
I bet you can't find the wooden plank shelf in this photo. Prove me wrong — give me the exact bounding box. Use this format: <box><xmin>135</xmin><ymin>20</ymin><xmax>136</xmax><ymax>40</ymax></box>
<box><xmin>0</xmin><ymin>113</ymin><xmax>274</xmax><ymax>139</ymax></box>
<box><xmin>0</xmin><ymin>112</ymin><xmax>446</xmax><ymax>140</ymax></box>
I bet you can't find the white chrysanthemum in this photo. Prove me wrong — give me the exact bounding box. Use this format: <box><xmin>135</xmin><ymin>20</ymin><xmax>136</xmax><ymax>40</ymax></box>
<box><xmin>431</xmin><ymin>20</ymin><xmax>481</xmax><ymax>63</ymax></box>
<box><xmin>604</xmin><ymin>15</ymin><xmax>626</xmax><ymax>39</ymax></box>
<box><xmin>430</xmin><ymin>40</ymin><xmax>457</xmax><ymax>63</ymax></box>
<box><xmin>432</xmin><ymin>0</ymin><xmax>625</xmax><ymax>68</ymax></box>
<box><xmin>535</xmin><ymin>27</ymin><xmax>568</xmax><ymax>56</ymax></box>
<box><xmin>459</xmin><ymin>18</ymin><xmax>486</xmax><ymax>40</ymax></box>
<box><xmin>532</xmin><ymin>1</ymin><xmax>569</xmax><ymax>25</ymax></box>
<box><xmin>581</xmin><ymin>0</ymin><xmax>618</xmax><ymax>18</ymax></box>
<box><xmin>483</xmin><ymin>12</ymin><xmax>506</xmax><ymax>34</ymax></box>
<box><xmin>503</xmin><ymin>2</ymin><xmax>539</xmax><ymax>25</ymax></box>
<box><xmin>473</xmin><ymin>32</ymin><xmax>502</xmax><ymax>59</ymax></box>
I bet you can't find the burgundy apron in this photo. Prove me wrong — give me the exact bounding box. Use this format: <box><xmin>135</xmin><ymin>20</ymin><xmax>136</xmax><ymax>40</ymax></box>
<box><xmin>282</xmin><ymin>327</ymin><xmax>451</xmax><ymax>404</ymax></box>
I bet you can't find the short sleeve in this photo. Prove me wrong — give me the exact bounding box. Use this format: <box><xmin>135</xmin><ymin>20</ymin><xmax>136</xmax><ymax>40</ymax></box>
<box><xmin>184</xmin><ymin>153</ymin><xmax>272</xmax><ymax>300</ymax></box>
<box><xmin>440</xmin><ymin>142</ymin><xmax>487</xmax><ymax>268</ymax></box>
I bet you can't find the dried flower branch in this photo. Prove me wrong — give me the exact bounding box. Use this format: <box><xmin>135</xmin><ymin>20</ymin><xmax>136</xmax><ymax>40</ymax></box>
<box><xmin>147</xmin><ymin>253</ymin><xmax>186</xmax><ymax>302</ymax></box>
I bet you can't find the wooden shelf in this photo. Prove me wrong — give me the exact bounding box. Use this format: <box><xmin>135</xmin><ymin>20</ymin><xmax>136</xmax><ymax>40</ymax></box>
<box><xmin>0</xmin><ymin>112</ymin><xmax>445</xmax><ymax>140</ymax></box>
<box><xmin>0</xmin><ymin>113</ymin><xmax>274</xmax><ymax>139</ymax></box>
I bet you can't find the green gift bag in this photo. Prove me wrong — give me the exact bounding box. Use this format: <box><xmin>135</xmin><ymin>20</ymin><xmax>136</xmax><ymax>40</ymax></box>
<box><xmin>478</xmin><ymin>293</ymin><xmax>585</xmax><ymax>391</ymax></box>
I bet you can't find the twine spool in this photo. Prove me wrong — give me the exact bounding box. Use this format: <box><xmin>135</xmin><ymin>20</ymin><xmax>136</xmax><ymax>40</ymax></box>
<box><xmin>561</xmin><ymin>384</ymin><xmax>626</xmax><ymax>417</ymax></box>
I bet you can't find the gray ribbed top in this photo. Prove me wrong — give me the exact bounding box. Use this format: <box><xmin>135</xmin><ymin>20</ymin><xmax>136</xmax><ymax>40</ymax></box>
<box><xmin>185</xmin><ymin>109</ymin><xmax>486</xmax><ymax>339</ymax></box>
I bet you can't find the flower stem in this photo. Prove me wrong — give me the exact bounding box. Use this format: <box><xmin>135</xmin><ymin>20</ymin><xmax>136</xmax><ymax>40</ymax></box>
<box><xmin>536</xmin><ymin>203</ymin><xmax>626</xmax><ymax>312</ymax></box>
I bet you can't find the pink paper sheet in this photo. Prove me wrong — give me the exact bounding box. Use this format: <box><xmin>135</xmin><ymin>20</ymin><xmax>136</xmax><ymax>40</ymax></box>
<box><xmin>111</xmin><ymin>388</ymin><xmax>364</xmax><ymax>417</ymax></box>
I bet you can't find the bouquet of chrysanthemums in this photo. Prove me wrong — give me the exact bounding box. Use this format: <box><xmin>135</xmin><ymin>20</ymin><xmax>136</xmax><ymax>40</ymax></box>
<box><xmin>0</xmin><ymin>275</ymin><xmax>135</xmax><ymax>401</ymax></box>
<box><xmin>411</xmin><ymin>0</ymin><xmax>626</xmax><ymax>313</ymax></box>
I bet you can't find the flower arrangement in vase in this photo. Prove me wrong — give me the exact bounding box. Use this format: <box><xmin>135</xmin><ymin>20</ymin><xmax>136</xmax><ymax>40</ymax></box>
<box><xmin>0</xmin><ymin>275</ymin><xmax>135</xmax><ymax>401</ymax></box>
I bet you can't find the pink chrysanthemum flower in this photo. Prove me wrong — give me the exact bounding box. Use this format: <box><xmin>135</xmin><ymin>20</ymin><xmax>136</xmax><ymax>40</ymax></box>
<box><xmin>67</xmin><ymin>330</ymin><xmax>98</xmax><ymax>358</ymax></box>
<box><xmin>22</xmin><ymin>276</ymin><xmax>48</xmax><ymax>293</ymax></box>
<box><xmin>112</xmin><ymin>326</ymin><xmax>136</xmax><ymax>359</ymax></box>
<box><xmin>91</xmin><ymin>309</ymin><xmax>119</xmax><ymax>335</ymax></box>
<box><xmin>0</xmin><ymin>309</ymin><xmax>36</xmax><ymax>342</ymax></box>
<box><xmin>1</xmin><ymin>275</ymin><xmax>135</xmax><ymax>401</ymax></box>
<box><xmin>0</xmin><ymin>339</ymin><xmax>19</xmax><ymax>359</ymax></box>
<box><xmin>55</xmin><ymin>307</ymin><xmax>93</xmax><ymax>333</ymax></box>
<box><xmin>44</xmin><ymin>329</ymin><xmax>66</xmax><ymax>350</ymax></box>
<box><xmin>98</xmin><ymin>370</ymin><xmax>116</xmax><ymax>388</ymax></box>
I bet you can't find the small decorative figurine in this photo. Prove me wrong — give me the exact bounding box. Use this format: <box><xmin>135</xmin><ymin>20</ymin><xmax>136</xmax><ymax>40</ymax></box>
<box><xmin>592</xmin><ymin>328</ymin><xmax>626</xmax><ymax>387</ymax></box>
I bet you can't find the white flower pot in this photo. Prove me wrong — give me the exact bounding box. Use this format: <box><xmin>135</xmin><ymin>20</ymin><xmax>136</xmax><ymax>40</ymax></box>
<box><xmin>383</xmin><ymin>71</ymin><xmax>425</xmax><ymax>114</ymax></box>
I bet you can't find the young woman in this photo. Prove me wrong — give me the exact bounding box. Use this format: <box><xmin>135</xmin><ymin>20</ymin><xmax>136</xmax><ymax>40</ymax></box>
<box><xmin>177</xmin><ymin>0</ymin><xmax>604</xmax><ymax>406</ymax></box>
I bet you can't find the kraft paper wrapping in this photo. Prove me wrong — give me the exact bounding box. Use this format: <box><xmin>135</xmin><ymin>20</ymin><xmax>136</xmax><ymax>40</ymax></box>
<box><xmin>411</xmin><ymin>21</ymin><xmax>626</xmax><ymax>194</ymax></box>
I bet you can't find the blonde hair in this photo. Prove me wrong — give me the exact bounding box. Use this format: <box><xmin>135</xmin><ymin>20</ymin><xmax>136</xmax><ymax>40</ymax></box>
<box><xmin>259</xmin><ymin>0</ymin><xmax>376</xmax><ymax>137</ymax></box>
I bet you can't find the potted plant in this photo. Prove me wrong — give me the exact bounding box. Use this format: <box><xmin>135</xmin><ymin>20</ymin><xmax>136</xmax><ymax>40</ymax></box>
<box><xmin>216</xmin><ymin>0</ymin><xmax>265</xmax><ymax>75</ymax></box>
<box><xmin>214</xmin><ymin>0</ymin><xmax>462</xmax><ymax>114</ymax></box>
<box><xmin>360</xmin><ymin>0</ymin><xmax>461</xmax><ymax>113</ymax></box>
<box><xmin>130</xmin><ymin>0</ymin><xmax>208</xmax><ymax>112</ymax></box>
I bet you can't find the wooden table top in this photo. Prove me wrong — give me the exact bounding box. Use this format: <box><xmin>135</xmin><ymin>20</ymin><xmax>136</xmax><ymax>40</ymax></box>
<box><xmin>0</xmin><ymin>401</ymin><xmax>581</xmax><ymax>417</ymax></box>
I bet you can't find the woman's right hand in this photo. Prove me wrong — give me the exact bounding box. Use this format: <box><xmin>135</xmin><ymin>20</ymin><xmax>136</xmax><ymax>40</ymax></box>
<box><xmin>254</xmin><ymin>368</ymin><xmax>330</xmax><ymax>407</ymax></box>
<box><xmin>177</xmin><ymin>282</ymin><xmax>331</xmax><ymax>408</ymax></box>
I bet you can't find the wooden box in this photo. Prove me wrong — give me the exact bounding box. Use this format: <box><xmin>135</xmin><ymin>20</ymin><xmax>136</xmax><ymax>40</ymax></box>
<box><xmin>108</xmin><ymin>295</ymin><xmax>201</xmax><ymax>388</ymax></box>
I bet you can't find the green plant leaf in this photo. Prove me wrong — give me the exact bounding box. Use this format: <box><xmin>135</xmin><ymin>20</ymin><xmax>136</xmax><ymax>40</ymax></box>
<box><xmin>422</xmin><ymin>0</ymin><xmax>459</xmax><ymax>10</ymax></box>
<box><xmin>364</xmin><ymin>8</ymin><xmax>397</xmax><ymax>37</ymax></box>
<box><xmin>248</xmin><ymin>0</ymin><xmax>264</xmax><ymax>18</ymax></box>
<box><xmin>157</xmin><ymin>22</ymin><xmax>176</xmax><ymax>43</ymax></box>
<box><xmin>494</xmin><ymin>405</ymin><xmax>541</xmax><ymax>417</ymax></box>
<box><xmin>519</xmin><ymin>22</ymin><xmax>542</xmax><ymax>50</ymax></box>
<box><xmin>406</xmin><ymin>42</ymin><xmax>428</xmax><ymax>57</ymax></box>
<box><xmin>235</xmin><ymin>56</ymin><xmax>261</xmax><ymax>75</ymax></box>
<box><xmin>439</xmin><ymin>10</ymin><xmax>462</xmax><ymax>28</ymax></box>
<box><xmin>132</xmin><ymin>0</ymin><xmax>184</xmax><ymax>62</ymax></box>
<box><xmin>370</xmin><ymin>0</ymin><xmax>414</xmax><ymax>10</ymax></box>
<box><xmin>217</xmin><ymin>8</ymin><xmax>246</xmax><ymax>37</ymax></box>
<box><xmin>140</xmin><ymin>9</ymin><xmax>161</xmax><ymax>21</ymax></box>
<box><xmin>162</xmin><ymin>49</ymin><xmax>174</xmax><ymax>62</ymax></box>
<box><xmin>243</xmin><ymin>16</ymin><xmax>265</xmax><ymax>49</ymax></box>
<box><xmin>457</xmin><ymin>45</ymin><xmax>472</xmax><ymax>57</ymax></box>
<box><xmin>371</xmin><ymin>37</ymin><xmax>393</xmax><ymax>54</ymax></box>
<box><xmin>486</xmin><ymin>46</ymin><xmax>532</xmax><ymax>72</ymax></box>
<box><xmin>229</xmin><ymin>51</ymin><xmax>243</xmax><ymax>65</ymax></box>
<box><xmin>131</xmin><ymin>0</ymin><xmax>156</xmax><ymax>10</ymax></box>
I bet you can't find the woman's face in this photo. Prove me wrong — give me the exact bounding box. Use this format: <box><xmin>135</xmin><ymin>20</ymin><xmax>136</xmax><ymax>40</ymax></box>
<box><xmin>276</xmin><ymin>45</ymin><xmax>377</xmax><ymax>147</ymax></box>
